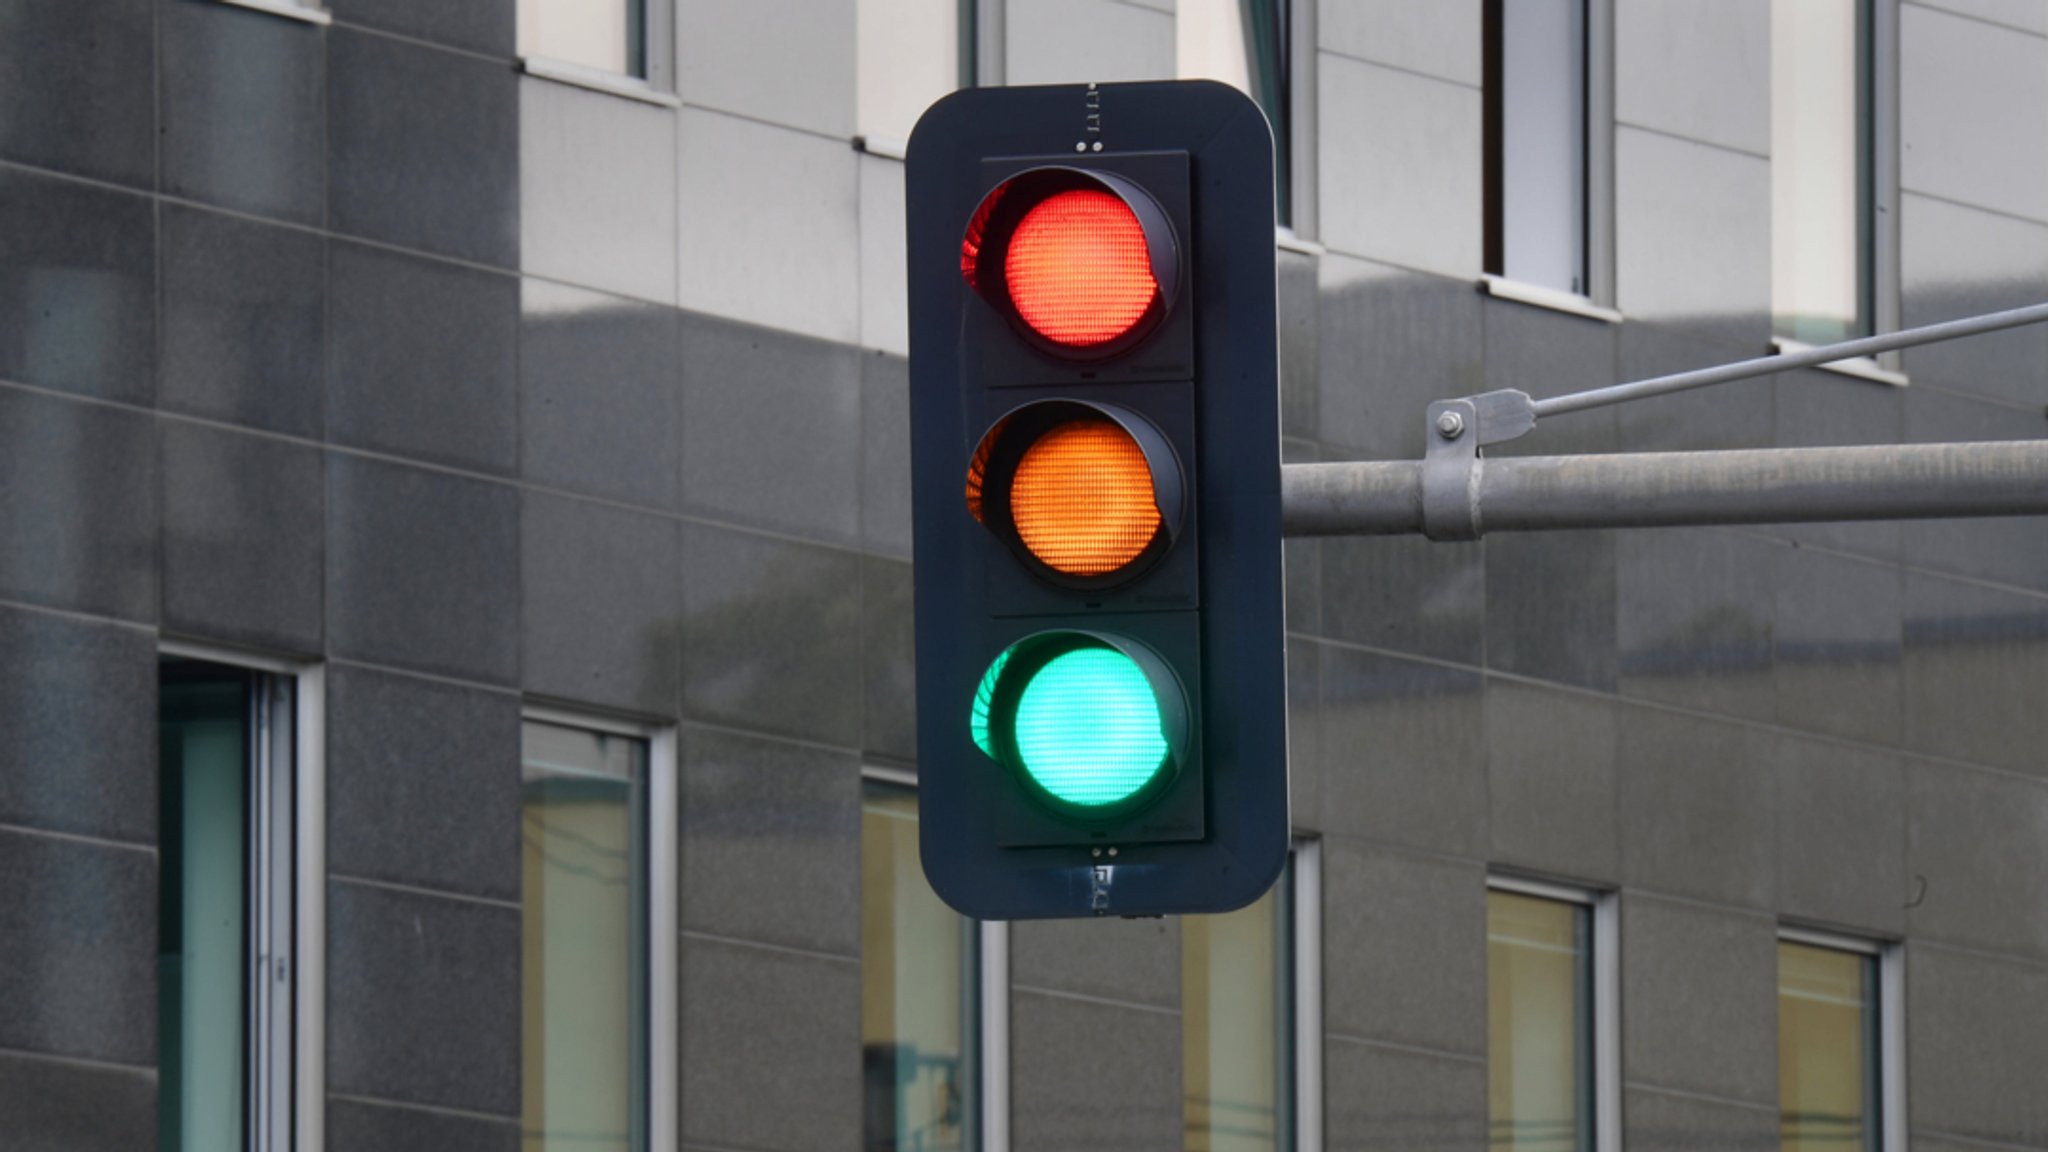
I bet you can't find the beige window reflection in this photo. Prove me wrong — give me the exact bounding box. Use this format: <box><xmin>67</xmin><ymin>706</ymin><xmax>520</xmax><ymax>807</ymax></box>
<box><xmin>520</xmin><ymin>0</ymin><xmax>644</xmax><ymax>78</ymax></box>
<box><xmin>856</xmin><ymin>0</ymin><xmax>963</xmax><ymax>149</ymax></box>
<box><xmin>862</xmin><ymin>781</ymin><xmax>977</xmax><ymax>1152</ymax></box>
<box><xmin>1771</xmin><ymin>0</ymin><xmax>1870</xmax><ymax>344</ymax></box>
<box><xmin>1779</xmin><ymin>941</ymin><xmax>1879</xmax><ymax>1152</ymax></box>
<box><xmin>1487</xmin><ymin>891</ymin><xmax>1592</xmax><ymax>1152</ymax></box>
<box><xmin>1183</xmin><ymin>870</ymin><xmax>1291</xmax><ymax>1152</ymax></box>
<box><xmin>1178</xmin><ymin>0</ymin><xmax>1254</xmax><ymax>94</ymax></box>
<box><xmin>1176</xmin><ymin>0</ymin><xmax>1292</xmax><ymax>225</ymax></box>
<box><xmin>522</xmin><ymin>721</ymin><xmax>647</xmax><ymax>1152</ymax></box>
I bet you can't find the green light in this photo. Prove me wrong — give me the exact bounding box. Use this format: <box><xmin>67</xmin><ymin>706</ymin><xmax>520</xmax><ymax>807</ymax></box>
<box><xmin>970</xmin><ymin>647</ymin><xmax>1010</xmax><ymax>758</ymax></box>
<box><xmin>1012</xmin><ymin>647</ymin><xmax>1168</xmax><ymax>808</ymax></box>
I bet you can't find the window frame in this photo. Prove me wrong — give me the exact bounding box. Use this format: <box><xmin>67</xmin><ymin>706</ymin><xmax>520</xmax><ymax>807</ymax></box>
<box><xmin>1871</xmin><ymin>0</ymin><xmax>1900</xmax><ymax>372</ymax></box>
<box><xmin>1484</xmin><ymin>873</ymin><xmax>1620</xmax><ymax>1152</ymax></box>
<box><xmin>1283</xmin><ymin>0</ymin><xmax>1316</xmax><ymax>247</ymax></box>
<box><xmin>157</xmin><ymin>641</ymin><xmax>327</xmax><ymax>1152</ymax></box>
<box><xmin>971</xmin><ymin>0</ymin><xmax>1004</xmax><ymax>87</ymax></box>
<box><xmin>518</xmin><ymin>0</ymin><xmax>682</xmax><ymax>108</ymax></box>
<box><xmin>1478</xmin><ymin>0</ymin><xmax>1618</xmax><ymax>318</ymax></box>
<box><xmin>1290</xmin><ymin>837</ymin><xmax>1324</xmax><ymax>1152</ymax></box>
<box><xmin>1777</xmin><ymin>925</ymin><xmax>1906</xmax><ymax>1152</ymax></box>
<box><xmin>860</xmin><ymin>763</ymin><xmax>1011</xmax><ymax>1152</ymax></box>
<box><xmin>520</xmin><ymin>704</ymin><xmax>679</xmax><ymax>1152</ymax></box>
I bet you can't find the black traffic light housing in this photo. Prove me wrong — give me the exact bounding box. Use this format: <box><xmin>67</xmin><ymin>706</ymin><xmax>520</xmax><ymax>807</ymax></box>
<box><xmin>906</xmin><ymin>80</ymin><xmax>1286</xmax><ymax>920</ymax></box>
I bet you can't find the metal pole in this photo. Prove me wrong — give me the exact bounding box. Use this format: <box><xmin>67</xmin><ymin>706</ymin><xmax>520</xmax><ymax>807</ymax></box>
<box><xmin>1282</xmin><ymin>459</ymin><xmax>1424</xmax><ymax>536</ymax></box>
<box><xmin>1281</xmin><ymin>440</ymin><xmax>2048</xmax><ymax>539</ymax></box>
<box><xmin>1531</xmin><ymin>300</ymin><xmax>2048</xmax><ymax>418</ymax></box>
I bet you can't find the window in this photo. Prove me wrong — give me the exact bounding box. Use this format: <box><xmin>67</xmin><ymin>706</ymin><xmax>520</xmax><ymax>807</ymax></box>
<box><xmin>1778</xmin><ymin>930</ymin><xmax>1901</xmax><ymax>1152</ymax></box>
<box><xmin>857</xmin><ymin>0</ymin><xmax>975</xmax><ymax>155</ymax></box>
<box><xmin>521</xmin><ymin>715</ymin><xmax>677</xmax><ymax>1152</ymax></box>
<box><xmin>1484</xmin><ymin>0</ymin><xmax>1585</xmax><ymax>297</ymax></box>
<box><xmin>1771</xmin><ymin>0</ymin><xmax>1875</xmax><ymax>348</ymax></box>
<box><xmin>519</xmin><ymin>0</ymin><xmax>675</xmax><ymax>100</ymax></box>
<box><xmin>521</xmin><ymin>0</ymin><xmax>645</xmax><ymax>76</ymax></box>
<box><xmin>1483</xmin><ymin>0</ymin><xmax>1616</xmax><ymax>309</ymax></box>
<box><xmin>158</xmin><ymin>652</ymin><xmax>318</xmax><ymax>1152</ymax></box>
<box><xmin>1183</xmin><ymin>843</ymin><xmax>1319</xmax><ymax>1152</ymax></box>
<box><xmin>1485</xmin><ymin>879</ymin><xmax>1617</xmax><ymax>1152</ymax></box>
<box><xmin>1178</xmin><ymin>0</ymin><xmax>1294</xmax><ymax>228</ymax></box>
<box><xmin>862</xmin><ymin>773</ymin><xmax>995</xmax><ymax>1152</ymax></box>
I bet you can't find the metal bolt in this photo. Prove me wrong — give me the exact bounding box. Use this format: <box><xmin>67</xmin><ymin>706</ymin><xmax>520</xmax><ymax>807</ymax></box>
<box><xmin>1107</xmin><ymin>847</ymin><xmax>1118</xmax><ymax>857</ymax></box>
<box><xmin>1436</xmin><ymin>410</ymin><xmax>1466</xmax><ymax>440</ymax></box>
<box><xmin>1075</xmin><ymin>142</ymin><xmax>1088</xmax><ymax>153</ymax></box>
<box><xmin>1091</xmin><ymin>847</ymin><xmax>1102</xmax><ymax>857</ymax></box>
<box><xmin>1091</xmin><ymin>141</ymin><xmax>1103</xmax><ymax>152</ymax></box>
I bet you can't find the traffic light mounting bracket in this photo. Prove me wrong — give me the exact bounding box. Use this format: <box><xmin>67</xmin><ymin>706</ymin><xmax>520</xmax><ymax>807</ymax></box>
<box><xmin>1284</xmin><ymin>299</ymin><xmax>2048</xmax><ymax>539</ymax></box>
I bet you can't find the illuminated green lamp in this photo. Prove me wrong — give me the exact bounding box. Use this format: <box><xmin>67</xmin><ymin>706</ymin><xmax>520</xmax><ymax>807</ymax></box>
<box><xmin>971</xmin><ymin>631</ymin><xmax>1186</xmax><ymax>815</ymax></box>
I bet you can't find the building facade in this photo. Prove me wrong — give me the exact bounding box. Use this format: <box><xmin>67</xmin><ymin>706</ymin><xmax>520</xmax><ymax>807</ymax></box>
<box><xmin>2</xmin><ymin>1</ymin><xmax>2047</xmax><ymax>1151</ymax></box>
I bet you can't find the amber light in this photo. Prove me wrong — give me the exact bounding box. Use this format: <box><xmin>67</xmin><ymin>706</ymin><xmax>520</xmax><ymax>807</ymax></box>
<box><xmin>1009</xmin><ymin>420</ymin><xmax>1161</xmax><ymax>575</ymax></box>
<box><xmin>1003</xmin><ymin>190</ymin><xmax>1159</xmax><ymax>347</ymax></box>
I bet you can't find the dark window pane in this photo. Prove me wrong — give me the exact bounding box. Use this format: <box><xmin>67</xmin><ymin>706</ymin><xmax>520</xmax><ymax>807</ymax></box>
<box><xmin>159</xmin><ymin>666</ymin><xmax>252</xmax><ymax>1152</ymax></box>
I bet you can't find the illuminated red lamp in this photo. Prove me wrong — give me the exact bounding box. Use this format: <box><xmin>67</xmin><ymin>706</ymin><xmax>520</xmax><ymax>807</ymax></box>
<box><xmin>961</xmin><ymin>169</ymin><xmax>1181</xmax><ymax>358</ymax></box>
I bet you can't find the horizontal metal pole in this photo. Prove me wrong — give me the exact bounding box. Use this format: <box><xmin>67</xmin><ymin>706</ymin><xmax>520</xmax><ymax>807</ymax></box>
<box><xmin>1532</xmin><ymin>300</ymin><xmax>2048</xmax><ymax>418</ymax></box>
<box><xmin>1281</xmin><ymin>440</ymin><xmax>2048</xmax><ymax>538</ymax></box>
<box><xmin>1282</xmin><ymin>460</ymin><xmax>1424</xmax><ymax>536</ymax></box>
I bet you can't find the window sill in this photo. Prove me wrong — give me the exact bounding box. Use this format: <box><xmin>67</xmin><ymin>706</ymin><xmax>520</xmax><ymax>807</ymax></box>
<box><xmin>854</xmin><ymin>135</ymin><xmax>909</xmax><ymax>161</ymax></box>
<box><xmin>520</xmin><ymin>57</ymin><xmax>681</xmax><ymax>108</ymax></box>
<box><xmin>218</xmin><ymin>0</ymin><xmax>330</xmax><ymax>25</ymax></box>
<box><xmin>1478</xmin><ymin>274</ymin><xmax>1622</xmax><ymax>324</ymax></box>
<box><xmin>1276</xmin><ymin>228</ymin><xmax>1325</xmax><ymax>257</ymax></box>
<box><xmin>1771</xmin><ymin>336</ymin><xmax>1910</xmax><ymax>388</ymax></box>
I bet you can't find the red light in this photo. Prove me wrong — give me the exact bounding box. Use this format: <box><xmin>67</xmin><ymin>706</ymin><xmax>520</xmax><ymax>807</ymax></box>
<box><xmin>1003</xmin><ymin>190</ymin><xmax>1159</xmax><ymax>347</ymax></box>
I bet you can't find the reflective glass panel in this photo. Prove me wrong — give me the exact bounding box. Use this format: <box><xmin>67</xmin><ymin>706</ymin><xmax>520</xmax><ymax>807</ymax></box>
<box><xmin>522</xmin><ymin>722</ymin><xmax>648</xmax><ymax>1152</ymax></box>
<box><xmin>1779</xmin><ymin>942</ymin><xmax>1879</xmax><ymax>1152</ymax></box>
<box><xmin>1183</xmin><ymin>863</ymin><xmax>1293</xmax><ymax>1152</ymax></box>
<box><xmin>1772</xmin><ymin>0</ymin><xmax>1872</xmax><ymax>343</ymax></box>
<box><xmin>857</xmin><ymin>0</ymin><xmax>964</xmax><ymax>147</ymax></box>
<box><xmin>519</xmin><ymin>0</ymin><xmax>645</xmax><ymax>78</ymax></box>
<box><xmin>159</xmin><ymin>669</ymin><xmax>251</xmax><ymax>1152</ymax></box>
<box><xmin>1177</xmin><ymin>0</ymin><xmax>1292</xmax><ymax>225</ymax></box>
<box><xmin>862</xmin><ymin>780</ymin><xmax>979</xmax><ymax>1152</ymax></box>
<box><xmin>1486</xmin><ymin>891</ymin><xmax>1593</xmax><ymax>1152</ymax></box>
<box><xmin>1496</xmin><ymin>0</ymin><xmax>1587</xmax><ymax>294</ymax></box>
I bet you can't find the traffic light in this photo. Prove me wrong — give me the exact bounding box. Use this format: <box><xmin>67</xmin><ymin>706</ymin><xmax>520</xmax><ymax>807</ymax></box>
<box><xmin>905</xmin><ymin>80</ymin><xmax>1287</xmax><ymax>920</ymax></box>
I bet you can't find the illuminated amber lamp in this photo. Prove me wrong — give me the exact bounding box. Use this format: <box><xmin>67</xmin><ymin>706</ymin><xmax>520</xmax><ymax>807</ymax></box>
<box><xmin>965</xmin><ymin>401</ymin><xmax>1185</xmax><ymax>588</ymax></box>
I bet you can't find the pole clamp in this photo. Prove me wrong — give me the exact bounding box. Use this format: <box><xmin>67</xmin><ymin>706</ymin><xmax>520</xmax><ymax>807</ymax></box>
<box><xmin>1422</xmin><ymin>399</ymin><xmax>1482</xmax><ymax>541</ymax></box>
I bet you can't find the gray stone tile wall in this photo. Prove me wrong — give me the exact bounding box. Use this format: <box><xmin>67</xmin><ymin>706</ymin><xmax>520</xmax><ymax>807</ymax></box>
<box><xmin>0</xmin><ymin>3</ymin><xmax>2043</xmax><ymax>1150</ymax></box>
